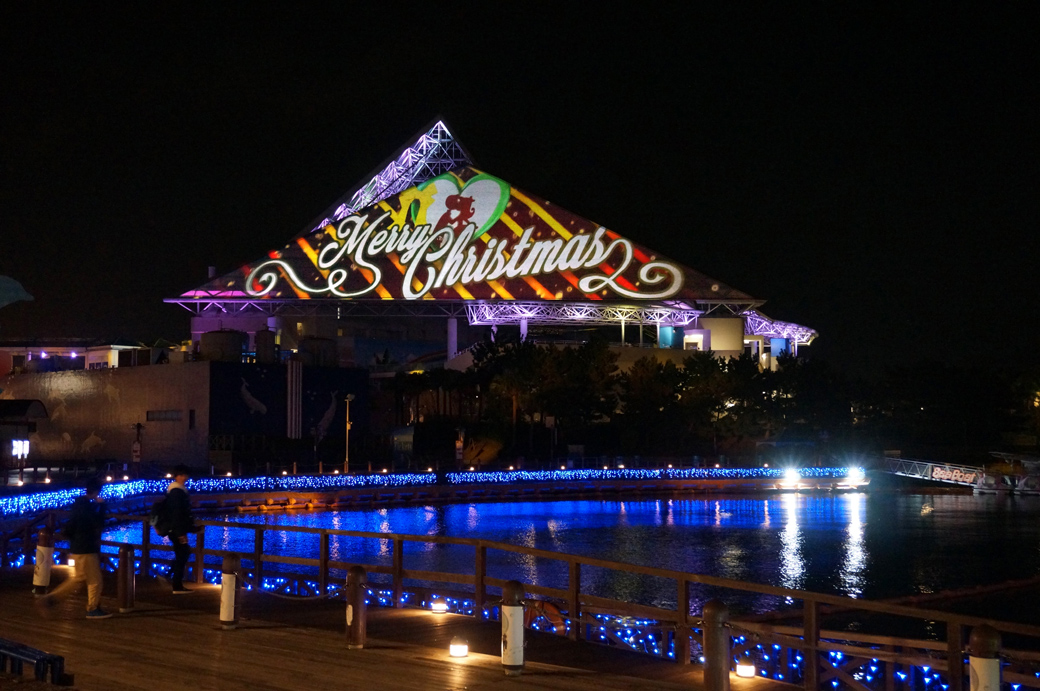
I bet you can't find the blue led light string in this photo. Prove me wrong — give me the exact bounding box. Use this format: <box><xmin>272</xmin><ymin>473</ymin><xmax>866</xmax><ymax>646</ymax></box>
<box><xmin>0</xmin><ymin>467</ymin><xmax>861</xmax><ymax>518</ymax></box>
<box><xmin>444</xmin><ymin>466</ymin><xmax>857</xmax><ymax>484</ymax></box>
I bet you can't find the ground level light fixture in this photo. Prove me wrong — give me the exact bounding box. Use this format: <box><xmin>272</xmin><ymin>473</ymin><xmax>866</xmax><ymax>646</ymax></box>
<box><xmin>449</xmin><ymin>636</ymin><xmax>468</xmax><ymax>658</ymax></box>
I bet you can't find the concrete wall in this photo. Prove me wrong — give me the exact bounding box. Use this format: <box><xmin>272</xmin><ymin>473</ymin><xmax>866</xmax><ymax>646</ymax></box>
<box><xmin>0</xmin><ymin>363</ymin><xmax>212</xmax><ymax>466</ymax></box>
<box><xmin>698</xmin><ymin>317</ymin><xmax>746</xmax><ymax>358</ymax></box>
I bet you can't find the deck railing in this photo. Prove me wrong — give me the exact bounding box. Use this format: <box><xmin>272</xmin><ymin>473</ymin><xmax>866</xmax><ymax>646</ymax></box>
<box><xmin>44</xmin><ymin>517</ymin><xmax>1037</xmax><ymax>691</ymax></box>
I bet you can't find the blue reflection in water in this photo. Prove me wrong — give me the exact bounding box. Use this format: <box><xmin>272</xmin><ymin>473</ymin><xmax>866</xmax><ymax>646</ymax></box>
<box><xmin>103</xmin><ymin>493</ymin><xmax>1040</xmax><ymax>616</ymax></box>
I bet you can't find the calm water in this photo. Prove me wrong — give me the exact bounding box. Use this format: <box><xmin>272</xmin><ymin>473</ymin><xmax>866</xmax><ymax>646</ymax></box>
<box><xmin>104</xmin><ymin>492</ymin><xmax>1040</xmax><ymax>619</ymax></box>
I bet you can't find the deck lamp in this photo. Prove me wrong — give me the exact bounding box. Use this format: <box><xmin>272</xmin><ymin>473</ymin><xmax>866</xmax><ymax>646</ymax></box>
<box><xmin>431</xmin><ymin>601</ymin><xmax>449</xmax><ymax>613</ymax></box>
<box><xmin>736</xmin><ymin>661</ymin><xmax>756</xmax><ymax>678</ymax></box>
<box><xmin>67</xmin><ymin>556</ymin><xmax>76</xmax><ymax>567</ymax></box>
<box><xmin>449</xmin><ymin>636</ymin><xmax>469</xmax><ymax>658</ymax></box>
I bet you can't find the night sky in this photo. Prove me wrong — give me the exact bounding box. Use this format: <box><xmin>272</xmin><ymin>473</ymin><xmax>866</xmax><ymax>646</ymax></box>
<box><xmin>2</xmin><ymin>6</ymin><xmax>1037</xmax><ymax>376</ymax></box>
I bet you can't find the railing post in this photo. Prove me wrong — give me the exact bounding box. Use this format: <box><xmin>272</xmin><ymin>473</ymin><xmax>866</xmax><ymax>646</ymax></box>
<box><xmin>473</xmin><ymin>544</ymin><xmax>486</xmax><ymax>619</ymax></box>
<box><xmin>968</xmin><ymin>625</ymin><xmax>1001</xmax><ymax>691</ymax></box>
<box><xmin>501</xmin><ymin>580</ymin><xmax>525</xmax><ymax>676</ymax></box>
<box><xmin>702</xmin><ymin>599</ymin><xmax>730</xmax><ymax>691</ymax></box>
<box><xmin>675</xmin><ymin>577</ymin><xmax>691</xmax><ymax>665</ymax></box>
<box><xmin>318</xmin><ymin>532</ymin><xmax>330</xmax><ymax>596</ymax></box>
<box><xmin>803</xmin><ymin>599</ymin><xmax>819</xmax><ymax>691</ymax></box>
<box><xmin>117</xmin><ymin>545</ymin><xmax>135</xmax><ymax>613</ymax></box>
<box><xmin>253</xmin><ymin>528</ymin><xmax>264</xmax><ymax>589</ymax></box>
<box><xmin>346</xmin><ymin>565</ymin><xmax>367</xmax><ymax>649</ymax></box>
<box><xmin>22</xmin><ymin>524</ymin><xmax>34</xmax><ymax>565</ymax></box>
<box><xmin>568</xmin><ymin>560</ymin><xmax>582</xmax><ymax>641</ymax></box>
<box><xmin>194</xmin><ymin>525</ymin><xmax>206</xmax><ymax>584</ymax></box>
<box><xmin>885</xmin><ymin>645</ymin><xmax>897</xmax><ymax>691</ymax></box>
<box><xmin>140</xmin><ymin>517</ymin><xmax>152</xmax><ymax>579</ymax></box>
<box><xmin>32</xmin><ymin>527</ymin><xmax>54</xmax><ymax>596</ymax></box>
<box><xmin>392</xmin><ymin>538</ymin><xmax>403</xmax><ymax>608</ymax></box>
<box><xmin>948</xmin><ymin>622</ymin><xmax>964</xmax><ymax>691</ymax></box>
<box><xmin>220</xmin><ymin>554</ymin><xmax>241</xmax><ymax>630</ymax></box>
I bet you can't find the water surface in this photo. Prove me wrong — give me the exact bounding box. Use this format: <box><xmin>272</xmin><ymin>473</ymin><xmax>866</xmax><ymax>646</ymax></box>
<box><xmin>105</xmin><ymin>492</ymin><xmax>1040</xmax><ymax>618</ymax></box>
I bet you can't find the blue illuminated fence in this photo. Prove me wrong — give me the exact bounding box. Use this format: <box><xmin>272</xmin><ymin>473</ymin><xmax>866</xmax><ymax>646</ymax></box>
<box><xmin>0</xmin><ymin>467</ymin><xmax>861</xmax><ymax>518</ymax></box>
<box><xmin>30</xmin><ymin>516</ymin><xmax>1037</xmax><ymax>691</ymax></box>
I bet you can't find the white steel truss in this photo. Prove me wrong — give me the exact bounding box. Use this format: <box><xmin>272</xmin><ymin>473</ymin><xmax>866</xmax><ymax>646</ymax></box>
<box><xmin>465</xmin><ymin>302</ymin><xmax>701</xmax><ymax>327</ymax></box>
<box><xmin>306</xmin><ymin>121</ymin><xmax>471</xmax><ymax>235</ymax></box>
<box><xmin>166</xmin><ymin>298</ymin><xmax>469</xmax><ymax>319</ymax></box>
<box><xmin>742</xmin><ymin>309</ymin><xmax>818</xmax><ymax>345</ymax></box>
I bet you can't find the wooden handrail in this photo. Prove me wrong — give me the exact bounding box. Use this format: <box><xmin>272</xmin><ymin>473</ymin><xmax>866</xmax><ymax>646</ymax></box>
<box><xmin>63</xmin><ymin>515</ymin><xmax>1040</xmax><ymax>689</ymax></box>
<box><xmin>88</xmin><ymin>517</ymin><xmax>1040</xmax><ymax>645</ymax></box>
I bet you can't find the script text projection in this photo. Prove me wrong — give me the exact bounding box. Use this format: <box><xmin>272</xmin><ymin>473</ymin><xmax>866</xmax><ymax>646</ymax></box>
<box><xmin>245</xmin><ymin>170</ymin><xmax>684</xmax><ymax>302</ymax></box>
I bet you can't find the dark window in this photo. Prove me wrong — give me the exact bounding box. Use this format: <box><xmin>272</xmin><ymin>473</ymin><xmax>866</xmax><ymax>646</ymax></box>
<box><xmin>146</xmin><ymin>410</ymin><xmax>182</xmax><ymax>422</ymax></box>
<box><xmin>188</xmin><ymin>409</ymin><xmax>196</xmax><ymax>430</ymax></box>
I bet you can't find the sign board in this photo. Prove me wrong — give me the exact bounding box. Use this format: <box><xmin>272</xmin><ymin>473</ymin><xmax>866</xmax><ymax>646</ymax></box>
<box><xmin>930</xmin><ymin>465</ymin><xmax>977</xmax><ymax>485</ymax></box>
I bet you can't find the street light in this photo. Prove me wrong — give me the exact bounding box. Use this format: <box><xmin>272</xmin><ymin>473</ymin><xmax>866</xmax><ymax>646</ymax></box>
<box><xmin>344</xmin><ymin>394</ymin><xmax>355</xmax><ymax>474</ymax></box>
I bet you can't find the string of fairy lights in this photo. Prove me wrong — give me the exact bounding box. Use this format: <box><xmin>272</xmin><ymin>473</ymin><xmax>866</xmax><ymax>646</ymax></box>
<box><xmin>0</xmin><ymin>467</ymin><xmax>863</xmax><ymax>518</ymax></box>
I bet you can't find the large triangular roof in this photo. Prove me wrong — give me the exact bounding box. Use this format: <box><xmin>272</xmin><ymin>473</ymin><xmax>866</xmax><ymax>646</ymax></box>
<box><xmin>166</xmin><ymin>122</ymin><xmax>824</xmax><ymax>341</ymax></box>
<box><xmin>176</xmin><ymin>164</ymin><xmax>755</xmax><ymax>306</ymax></box>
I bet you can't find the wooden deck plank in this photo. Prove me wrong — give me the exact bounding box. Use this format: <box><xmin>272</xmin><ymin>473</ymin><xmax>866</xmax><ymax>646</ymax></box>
<box><xmin>0</xmin><ymin>567</ymin><xmax>786</xmax><ymax>690</ymax></box>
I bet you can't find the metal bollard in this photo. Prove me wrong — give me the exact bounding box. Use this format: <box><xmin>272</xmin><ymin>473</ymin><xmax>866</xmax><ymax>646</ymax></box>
<box><xmin>346</xmin><ymin>565</ymin><xmax>367</xmax><ymax>649</ymax></box>
<box><xmin>220</xmin><ymin>554</ymin><xmax>241</xmax><ymax>630</ymax></box>
<box><xmin>32</xmin><ymin>527</ymin><xmax>54</xmax><ymax>596</ymax></box>
<box><xmin>968</xmin><ymin>625</ymin><xmax>1001</xmax><ymax>691</ymax></box>
<box><xmin>116</xmin><ymin>545</ymin><xmax>135</xmax><ymax>613</ymax></box>
<box><xmin>702</xmin><ymin>599</ymin><xmax>731</xmax><ymax>691</ymax></box>
<box><xmin>501</xmin><ymin>580</ymin><xmax>525</xmax><ymax>676</ymax></box>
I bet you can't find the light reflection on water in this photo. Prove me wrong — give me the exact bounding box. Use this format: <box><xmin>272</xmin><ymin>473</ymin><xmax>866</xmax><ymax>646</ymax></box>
<box><xmin>780</xmin><ymin>493</ymin><xmax>804</xmax><ymax>590</ymax></box>
<box><xmin>103</xmin><ymin>493</ymin><xmax>1040</xmax><ymax>616</ymax></box>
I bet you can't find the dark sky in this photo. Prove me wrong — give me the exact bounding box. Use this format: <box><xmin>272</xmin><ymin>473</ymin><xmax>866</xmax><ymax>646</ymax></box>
<box><xmin>1</xmin><ymin>6</ymin><xmax>1037</xmax><ymax>376</ymax></box>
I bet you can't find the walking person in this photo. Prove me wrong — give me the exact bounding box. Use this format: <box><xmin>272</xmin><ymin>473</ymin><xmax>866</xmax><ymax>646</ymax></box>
<box><xmin>167</xmin><ymin>464</ymin><xmax>200</xmax><ymax>594</ymax></box>
<box><xmin>41</xmin><ymin>477</ymin><xmax>112</xmax><ymax>619</ymax></box>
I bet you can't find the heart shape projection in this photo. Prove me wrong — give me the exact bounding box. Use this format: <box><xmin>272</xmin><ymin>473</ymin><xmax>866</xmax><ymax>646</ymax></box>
<box><xmin>417</xmin><ymin>173</ymin><xmax>510</xmax><ymax>240</ymax></box>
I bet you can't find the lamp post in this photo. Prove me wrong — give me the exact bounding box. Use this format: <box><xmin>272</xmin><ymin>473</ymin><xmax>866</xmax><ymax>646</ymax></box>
<box><xmin>344</xmin><ymin>394</ymin><xmax>355</xmax><ymax>474</ymax></box>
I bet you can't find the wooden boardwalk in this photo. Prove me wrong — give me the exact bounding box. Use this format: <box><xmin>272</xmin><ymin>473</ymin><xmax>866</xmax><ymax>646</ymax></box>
<box><xmin>0</xmin><ymin>568</ymin><xmax>789</xmax><ymax>690</ymax></box>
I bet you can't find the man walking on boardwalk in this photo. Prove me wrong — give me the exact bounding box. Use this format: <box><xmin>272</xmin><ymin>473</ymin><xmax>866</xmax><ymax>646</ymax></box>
<box><xmin>167</xmin><ymin>464</ymin><xmax>200</xmax><ymax>594</ymax></box>
<box><xmin>42</xmin><ymin>477</ymin><xmax>112</xmax><ymax>619</ymax></box>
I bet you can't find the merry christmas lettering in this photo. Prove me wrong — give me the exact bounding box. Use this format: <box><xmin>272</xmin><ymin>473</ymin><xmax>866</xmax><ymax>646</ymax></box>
<box><xmin>246</xmin><ymin>211</ymin><xmax>683</xmax><ymax>300</ymax></box>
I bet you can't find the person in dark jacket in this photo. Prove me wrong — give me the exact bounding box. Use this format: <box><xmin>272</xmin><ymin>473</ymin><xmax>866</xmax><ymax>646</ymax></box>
<box><xmin>167</xmin><ymin>464</ymin><xmax>199</xmax><ymax>594</ymax></box>
<box><xmin>42</xmin><ymin>477</ymin><xmax>112</xmax><ymax>618</ymax></box>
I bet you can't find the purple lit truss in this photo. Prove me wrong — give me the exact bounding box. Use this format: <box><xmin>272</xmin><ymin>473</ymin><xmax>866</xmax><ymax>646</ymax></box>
<box><xmin>742</xmin><ymin>309</ymin><xmax>818</xmax><ymax>345</ymax></box>
<box><xmin>465</xmin><ymin>302</ymin><xmax>702</xmax><ymax>327</ymax></box>
<box><xmin>306</xmin><ymin>121</ymin><xmax>471</xmax><ymax>235</ymax></box>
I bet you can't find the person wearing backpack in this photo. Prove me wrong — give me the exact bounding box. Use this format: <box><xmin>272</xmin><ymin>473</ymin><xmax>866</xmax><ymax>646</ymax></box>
<box><xmin>167</xmin><ymin>464</ymin><xmax>200</xmax><ymax>594</ymax></box>
<box><xmin>40</xmin><ymin>477</ymin><xmax>112</xmax><ymax>619</ymax></box>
